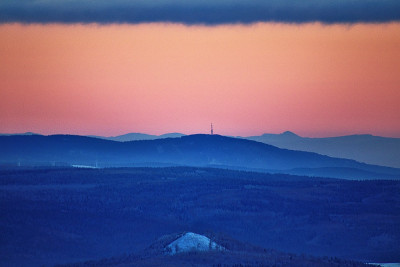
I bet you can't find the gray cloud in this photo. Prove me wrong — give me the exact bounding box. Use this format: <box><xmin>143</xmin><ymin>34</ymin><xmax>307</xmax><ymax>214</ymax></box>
<box><xmin>1</xmin><ymin>0</ymin><xmax>399</xmax><ymax>25</ymax></box>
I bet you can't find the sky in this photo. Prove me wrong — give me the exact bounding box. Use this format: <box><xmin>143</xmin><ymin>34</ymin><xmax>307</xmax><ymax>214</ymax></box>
<box><xmin>1</xmin><ymin>1</ymin><xmax>400</xmax><ymax>137</ymax></box>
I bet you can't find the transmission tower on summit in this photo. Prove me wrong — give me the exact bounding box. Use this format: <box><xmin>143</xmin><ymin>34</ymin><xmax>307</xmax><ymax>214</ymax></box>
<box><xmin>211</xmin><ymin>123</ymin><xmax>214</xmax><ymax>135</ymax></box>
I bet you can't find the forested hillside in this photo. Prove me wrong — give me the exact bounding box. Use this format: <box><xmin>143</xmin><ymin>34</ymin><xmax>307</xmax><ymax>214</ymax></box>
<box><xmin>1</xmin><ymin>167</ymin><xmax>399</xmax><ymax>266</ymax></box>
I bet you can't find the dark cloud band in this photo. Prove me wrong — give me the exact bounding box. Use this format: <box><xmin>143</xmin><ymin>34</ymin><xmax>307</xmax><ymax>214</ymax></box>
<box><xmin>1</xmin><ymin>0</ymin><xmax>400</xmax><ymax>25</ymax></box>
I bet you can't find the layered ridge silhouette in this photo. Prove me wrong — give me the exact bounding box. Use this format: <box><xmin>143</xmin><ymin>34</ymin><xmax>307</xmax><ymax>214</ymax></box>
<box><xmin>1</xmin><ymin>134</ymin><xmax>399</xmax><ymax>180</ymax></box>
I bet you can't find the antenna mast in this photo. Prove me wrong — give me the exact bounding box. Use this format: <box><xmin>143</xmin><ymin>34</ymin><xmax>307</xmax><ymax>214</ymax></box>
<box><xmin>211</xmin><ymin>123</ymin><xmax>214</xmax><ymax>135</ymax></box>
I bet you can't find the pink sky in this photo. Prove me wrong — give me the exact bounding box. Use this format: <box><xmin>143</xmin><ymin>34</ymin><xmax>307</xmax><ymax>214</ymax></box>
<box><xmin>0</xmin><ymin>23</ymin><xmax>399</xmax><ymax>137</ymax></box>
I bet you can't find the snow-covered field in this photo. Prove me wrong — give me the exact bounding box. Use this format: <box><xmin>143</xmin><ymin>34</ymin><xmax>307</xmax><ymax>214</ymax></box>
<box><xmin>166</xmin><ymin>232</ymin><xmax>225</xmax><ymax>255</ymax></box>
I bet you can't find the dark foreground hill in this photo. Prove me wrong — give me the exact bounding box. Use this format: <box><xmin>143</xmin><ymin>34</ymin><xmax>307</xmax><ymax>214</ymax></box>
<box><xmin>1</xmin><ymin>167</ymin><xmax>399</xmax><ymax>266</ymax></box>
<box><xmin>0</xmin><ymin>134</ymin><xmax>399</xmax><ymax>180</ymax></box>
<box><xmin>61</xmin><ymin>232</ymin><xmax>373</xmax><ymax>267</ymax></box>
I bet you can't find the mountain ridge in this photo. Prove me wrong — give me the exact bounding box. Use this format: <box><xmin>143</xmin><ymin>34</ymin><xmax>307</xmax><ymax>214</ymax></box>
<box><xmin>88</xmin><ymin>132</ymin><xmax>186</xmax><ymax>142</ymax></box>
<box><xmin>1</xmin><ymin>134</ymin><xmax>399</xmax><ymax>180</ymax></box>
<box><xmin>3</xmin><ymin>130</ymin><xmax>399</xmax><ymax>168</ymax></box>
<box><xmin>245</xmin><ymin>132</ymin><xmax>400</xmax><ymax>168</ymax></box>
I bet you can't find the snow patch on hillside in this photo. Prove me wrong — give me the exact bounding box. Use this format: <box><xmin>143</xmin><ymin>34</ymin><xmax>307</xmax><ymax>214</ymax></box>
<box><xmin>165</xmin><ymin>232</ymin><xmax>225</xmax><ymax>255</ymax></box>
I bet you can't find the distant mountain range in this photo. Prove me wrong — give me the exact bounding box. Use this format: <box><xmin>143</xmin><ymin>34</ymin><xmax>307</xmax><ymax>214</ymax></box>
<box><xmin>0</xmin><ymin>132</ymin><xmax>186</xmax><ymax>141</ymax></box>
<box><xmin>244</xmin><ymin>131</ymin><xmax>400</xmax><ymax>168</ymax></box>
<box><xmin>88</xmin><ymin>131</ymin><xmax>400</xmax><ymax>168</ymax></box>
<box><xmin>0</xmin><ymin>132</ymin><xmax>39</xmax><ymax>136</ymax></box>
<box><xmin>0</xmin><ymin>134</ymin><xmax>399</xmax><ymax>180</ymax></box>
<box><xmin>88</xmin><ymin>132</ymin><xmax>185</xmax><ymax>142</ymax></box>
<box><xmin>2</xmin><ymin>131</ymin><xmax>400</xmax><ymax>169</ymax></box>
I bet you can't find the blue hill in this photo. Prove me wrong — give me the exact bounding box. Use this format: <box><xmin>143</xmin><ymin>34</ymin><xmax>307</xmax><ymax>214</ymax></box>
<box><xmin>0</xmin><ymin>134</ymin><xmax>399</xmax><ymax>180</ymax></box>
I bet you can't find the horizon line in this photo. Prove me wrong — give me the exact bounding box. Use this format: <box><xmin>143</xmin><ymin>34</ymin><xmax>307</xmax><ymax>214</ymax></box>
<box><xmin>1</xmin><ymin>131</ymin><xmax>399</xmax><ymax>139</ymax></box>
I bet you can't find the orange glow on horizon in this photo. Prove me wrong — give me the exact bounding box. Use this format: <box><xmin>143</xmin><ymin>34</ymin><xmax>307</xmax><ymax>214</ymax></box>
<box><xmin>0</xmin><ymin>23</ymin><xmax>399</xmax><ymax>137</ymax></box>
